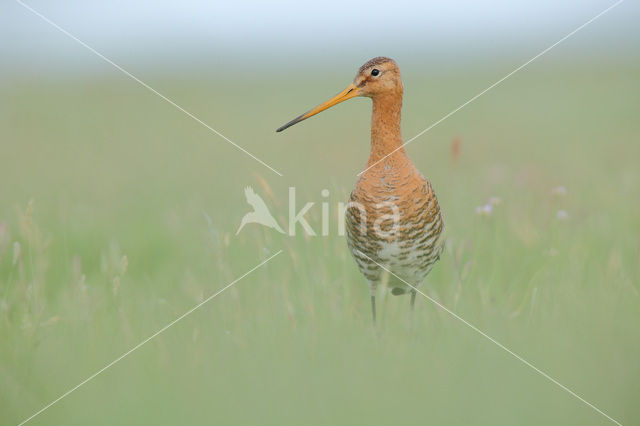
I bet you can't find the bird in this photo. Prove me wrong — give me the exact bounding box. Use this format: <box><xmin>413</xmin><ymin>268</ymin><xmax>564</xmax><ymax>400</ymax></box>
<box><xmin>277</xmin><ymin>57</ymin><xmax>444</xmax><ymax>325</ymax></box>
<box><xmin>236</xmin><ymin>186</ymin><xmax>285</xmax><ymax>235</ymax></box>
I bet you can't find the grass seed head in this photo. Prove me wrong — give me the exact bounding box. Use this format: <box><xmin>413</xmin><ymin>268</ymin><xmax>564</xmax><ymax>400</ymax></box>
<box><xmin>121</xmin><ymin>255</ymin><xmax>128</xmax><ymax>275</ymax></box>
<box><xmin>25</xmin><ymin>199</ymin><xmax>34</xmax><ymax>226</ymax></box>
<box><xmin>78</xmin><ymin>274</ymin><xmax>87</xmax><ymax>293</ymax></box>
<box><xmin>551</xmin><ymin>186</ymin><xmax>567</xmax><ymax>196</ymax></box>
<box><xmin>12</xmin><ymin>241</ymin><xmax>21</xmax><ymax>265</ymax></box>
<box><xmin>112</xmin><ymin>276</ymin><xmax>121</xmax><ymax>296</ymax></box>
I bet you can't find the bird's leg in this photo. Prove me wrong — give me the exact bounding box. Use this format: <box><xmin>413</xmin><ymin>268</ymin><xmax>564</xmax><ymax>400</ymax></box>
<box><xmin>407</xmin><ymin>288</ymin><xmax>418</xmax><ymax>332</ymax></box>
<box><xmin>410</xmin><ymin>289</ymin><xmax>417</xmax><ymax>311</ymax></box>
<box><xmin>370</xmin><ymin>285</ymin><xmax>377</xmax><ymax>327</ymax></box>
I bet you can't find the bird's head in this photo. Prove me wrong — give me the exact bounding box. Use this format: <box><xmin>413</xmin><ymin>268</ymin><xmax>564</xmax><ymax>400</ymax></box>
<box><xmin>276</xmin><ymin>56</ymin><xmax>402</xmax><ymax>132</ymax></box>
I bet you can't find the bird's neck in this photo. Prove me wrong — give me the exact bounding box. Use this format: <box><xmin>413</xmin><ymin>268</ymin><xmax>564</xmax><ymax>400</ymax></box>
<box><xmin>367</xmin><ymin>91</ymin><xmax>406</xmax><ymax>166</ymax></box>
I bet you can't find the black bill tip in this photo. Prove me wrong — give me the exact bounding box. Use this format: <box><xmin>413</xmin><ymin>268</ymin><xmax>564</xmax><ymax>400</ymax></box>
<box><xmin>276</xmin><ymin>113</ymin><xmax>306</xmax><ymax>133</ymax></box>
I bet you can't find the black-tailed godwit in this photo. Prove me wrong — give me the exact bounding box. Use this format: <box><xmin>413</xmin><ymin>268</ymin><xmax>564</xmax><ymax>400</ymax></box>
<box><xmin>277</xmin><ymin>57</ymin><xmax>444</xmax><ymax>325</ymax></box>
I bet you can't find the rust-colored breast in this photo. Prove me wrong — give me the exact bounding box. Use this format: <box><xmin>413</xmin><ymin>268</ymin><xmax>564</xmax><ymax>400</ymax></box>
<box><xmin>345</xmin><ymin>159</ymin><xmax>444</xmax><ymax>290</ymax></box>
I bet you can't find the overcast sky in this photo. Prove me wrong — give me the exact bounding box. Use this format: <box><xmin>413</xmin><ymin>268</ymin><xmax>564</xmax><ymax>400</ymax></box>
<box><xmin>2</xmin><ymin>0</ymin><xmax>638</xmax><ymax>75</ymax></box>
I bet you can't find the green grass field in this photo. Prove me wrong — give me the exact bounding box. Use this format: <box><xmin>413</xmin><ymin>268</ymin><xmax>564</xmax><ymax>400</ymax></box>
<box><xmin>1</xmin><ymin>59</ymin><xmax>639</xmax><ymax>425</ymax></box>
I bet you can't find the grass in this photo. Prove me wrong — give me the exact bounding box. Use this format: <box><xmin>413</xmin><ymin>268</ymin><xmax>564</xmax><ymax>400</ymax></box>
<box><xmin>1</xmin><ymin>59</ymin><xmax>639</xmax><ymax>425</ymax></box>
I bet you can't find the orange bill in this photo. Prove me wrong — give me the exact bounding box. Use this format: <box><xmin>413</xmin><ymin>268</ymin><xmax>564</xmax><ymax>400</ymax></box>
<box><xmin>276</xmin><ymin>83</ymin><xmax>359</xmax><ymax>132</ymax></box>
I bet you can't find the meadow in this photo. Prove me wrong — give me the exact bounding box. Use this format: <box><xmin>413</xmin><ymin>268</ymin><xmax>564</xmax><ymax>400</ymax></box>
<box><xmin>1</xmin><ymin>58</ymin><xmax>639</xmax><ymax>425</ymax></box>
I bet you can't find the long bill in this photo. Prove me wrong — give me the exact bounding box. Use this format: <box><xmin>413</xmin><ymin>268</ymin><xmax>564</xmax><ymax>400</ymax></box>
<box><xmin>276</xmin><ymin>83</ymin><xmax>359</xmax><ymax>132</ymax></box>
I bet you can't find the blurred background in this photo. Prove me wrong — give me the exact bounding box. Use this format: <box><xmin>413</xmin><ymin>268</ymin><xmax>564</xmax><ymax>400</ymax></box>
<box><xmin>2</xmin><ymin>0</ymin><xmax>640</xmax><ymax>75</ymax></box>
<box><xmin>1</xmin><ymin>1</ymin><xmax>639</xmax><ymax>425</ymax></box>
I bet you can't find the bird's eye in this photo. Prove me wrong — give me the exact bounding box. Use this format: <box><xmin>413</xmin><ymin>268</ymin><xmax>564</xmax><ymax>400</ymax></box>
<box><xmin>371</xmin><ymin>69</ymin><xmax>380</xmax><ymax>77</ymax></box>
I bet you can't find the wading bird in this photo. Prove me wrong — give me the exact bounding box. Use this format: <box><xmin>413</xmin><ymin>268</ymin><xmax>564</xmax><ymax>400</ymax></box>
<box><xmin>277</xmin><ymin>57</ymin><xmax>444</xmax><ymax>325</ymax></box>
